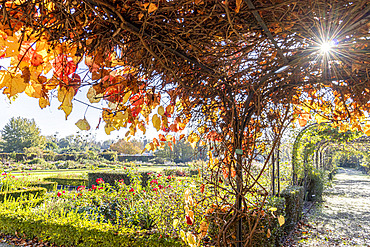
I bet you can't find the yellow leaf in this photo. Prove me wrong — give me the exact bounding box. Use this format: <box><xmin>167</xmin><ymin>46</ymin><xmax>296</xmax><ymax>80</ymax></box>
<box><xmin>269</xmin><ymin>207</ymin><xmax>277</xmax><ymax>212</ymax></box>
<box><xmin>186</xmin><ymin>232</ymin><xmax>197</xmax><ymax>246</ymax></box>
<box><xmin>39</xmin><ymin>97</ymin><xmax>50</xmax><ymax>109</ymax></box>
<box><xmin>4</xmin><ymin>75</ymin><xmax>28</xmax><ymax>97</ymax></box>
<box><xmin>173</xmin><ymin>219</ymin><xmax>179</xmax><ymax>229</ymax></box>
<box><xmin>122</xmin><ymin>90</ymin><xmax>132</xmax><ymax>104</ymax></box>
<box><xmin>158</xmin><ymin>106</ymin><xmax>165</xmax><ymax>116</ymax></box>
<box><xmin>75</xmin><ymin>118</ymin><xmax>91</xmax><ymax>131</ymax></box>
<box><xmin>187</xmin><ymin>133</ymin><xmax>200</xmax><ymax>149</ymax></box>
<box><xmin>180</xmin><ymin>230</ymin><xmax>187</xmax><ymax>243</ymax></box>
<box><xmin>5</xmin><ymin>38</ymin><xmax>20</xmax><ymax>57</ymax></box>
<box><xmin>266</xmin><ymin>229</ymin><xmax>271</xmax><ymax>238</ymax></box>
<box><xmin>364</xmin><ymin>124</ymin><xmax>370</xmax><ymax>136</ymax></box>
<box><xmin>104</xmin><ymin>124</ymin><xmax>115</xmax><ymax>135</ymax></box>
<box><xmin>87</xmin><ymin>86</ymin><xmax>101</xmax><ymax>103</ymax></box>
<box><xmin>58</xmin><ymin>86</ymin><xmax>75</xmax><ymax>119</ymax></box>
<box><xmin>0</xmin><ymin>71</ymin><xmax>11</xmax><ymax>90</ymax></box>
<box><xmin>25</xmin><ymin>83</ymin><xmax>42</xmax><ymax>98</ymax></box>
<box><xmin>315</xmin><ymin>114</ymin><xmax>327</xmax><ymax>124</ymax></box>
<box><xmin>152</xmin><ymin>114</ymin><xmax>161</xmax><ymax>131</ymax></box>
<box><xmin>278</xmin><ymin>215</ymin><xmax>285</xmax><ymax>226</ymax></box>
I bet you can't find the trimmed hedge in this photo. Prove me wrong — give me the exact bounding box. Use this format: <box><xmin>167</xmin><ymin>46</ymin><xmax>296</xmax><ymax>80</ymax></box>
<box><xmin>88</xmin><ymin>172</ymin><xmax>150</xmax><ymax>187</ymax></box>
<box><xmin>281</xmin><ymin>186</ymin><xmax>304</xmax><ymax>232</ymax></box>
<box><xmin>44</xmin><ymin>178</ymin><xmax>88</xmax><ymax>187</ymax></box>
<box><xmin>0</xmin><ymin>187</ymin><xmax>47</xmax><ymax>202</ymax></box>
<box><xmin>0</xmin><ymin>206</ymin><xmax>183</xmax><ymax>247</ymax></box>
<box><xmin>29</xmin><ymin>182</ymin><xmax>57</xmax><ymax>192</ymax></box>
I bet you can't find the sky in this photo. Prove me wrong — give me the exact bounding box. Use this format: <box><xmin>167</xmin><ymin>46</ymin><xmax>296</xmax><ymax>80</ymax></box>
<box><xmin>0</xmin><ymin>59</ymin><xmax>157</xmax><ymax>142</ymax></box>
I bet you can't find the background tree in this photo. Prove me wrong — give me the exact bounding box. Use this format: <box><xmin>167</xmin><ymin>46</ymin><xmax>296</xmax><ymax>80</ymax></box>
<box><xmin>0</xmin><ymin>117</ymin><xmax>44</xmax><ymax>153</ymax></box>
<box><xmin>155</xmin><ymin>139</ymin><xmax>195</xmax><ymax>163</ymax></box>
<box><xmin>110</xmin><ymin>138</ymin><xmax>143</xmax><ymax>154</ymax></box>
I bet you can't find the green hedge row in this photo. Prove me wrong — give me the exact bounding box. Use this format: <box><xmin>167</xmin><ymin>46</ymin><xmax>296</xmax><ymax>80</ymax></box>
<box><xmin>29</xmin><ymin>182</ymin><xmax>57</xmax><ymax>191</ymax></box>
<box><xmin>0</xmin><ymin>187</ymin><xmax>47</xmax><ymax>202</ymax></box>
<box><xmin>0</xmin><ymin>206</ymin><xmax>183</xmax><ymax>247</ymax></box>
<box><xmin>44</xmin><ymin>178</ymin><xmax>88</xmax><ymax>187</ymax></box>
<box><xmin>88</xmin><ymin>172</ymin><xmax>151</xmax><ymax>187</ymax></box>
<box><xmin>281</xmin><ymin>186</ymin><xmax>304</xmax><ymax>232</ymax></box>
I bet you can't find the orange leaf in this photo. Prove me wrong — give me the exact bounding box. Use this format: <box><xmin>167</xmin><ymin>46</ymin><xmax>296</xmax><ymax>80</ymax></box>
<box><xmin>159</xmin><ymin>134</ymin><xmax>166</xmax><ymax>142</ymax></box>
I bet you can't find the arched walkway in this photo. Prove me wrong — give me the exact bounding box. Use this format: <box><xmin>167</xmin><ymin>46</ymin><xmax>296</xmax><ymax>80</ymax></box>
<box><xmin>290</xmin><ymin>168</ymin><xmax>370</xmax><ymax>246</ymax></box>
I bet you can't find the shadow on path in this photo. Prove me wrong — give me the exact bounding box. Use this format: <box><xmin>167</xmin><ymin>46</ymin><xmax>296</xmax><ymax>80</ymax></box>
<box><xmin>289</xmin><ymin>168</ymin><xmax>370</xmax><ymax>247</ymax></box>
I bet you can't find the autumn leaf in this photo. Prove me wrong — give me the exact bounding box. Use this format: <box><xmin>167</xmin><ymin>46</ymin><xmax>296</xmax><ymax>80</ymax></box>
<box><xmin>58</xmin><ymin>86</ymin><xmax>75</xmax><ymax>119</ymax></box>
<box><xmin>158</xmin><ymin>106</ymin><xmax>165</xmax><ymax>116</ymax></box>
<box><xmin>315</xmin><ymin>114</ymin><xmax>327</xmax><ymax>124</ymax></box>
<box><xmin>87</xmin><ymin>86</ymin><xmax>101</xmax><ymax>103</ymax></box>
<box><xmin>173</xmin><ymin>219</ymin><xmax>179</xmax><ymax>229</ymax></box>
<box><xmin>147</xmin><ymin>3</ymin><xmax>158</xmax><ymax>13</ymax></box>
<box><xmin>3</xmin><ymin>74</ymin><xmax>28</xmax><ymax>97</ymax></box>
<box><xmin>152</xmin><ymin>114</ymin><xmax>161</xmax><ymax>131</ymax></box>
<box><xmin>266</xmin><ymin>229</ymin><xmax>271</xmax><ymax>238</ymax></box>
<box><xmin>39</xmin><ymin>97</ymin><xmax>50</xmax><ymax>109</ymax></box>
<box><xmin>187</xmin><ymin>132</ymin><xmax>200</xmax><ymax>149</ymax></box>
<box><xmin>364</xmin><ymin>124</ymin><xmax>370</xmax><ymax>136</ymax></box>
<box><xmin>75</xmin><ymin>118</ymin><xmax>91</xmax><ymax>131</ymax></box>
<box><xmin>298</xmin><ymin>117</ymin><xmax>307</xmax><ymax>127</ymax></box>
<box><xmin>25</xmin><ymin>83</ymin><xmax>42</xmax><ymax>98</ymax></box>
<box><xmin>278</xmin><ymin>215</ymin><xmax>285</xmax><ymax>226</ymax></box>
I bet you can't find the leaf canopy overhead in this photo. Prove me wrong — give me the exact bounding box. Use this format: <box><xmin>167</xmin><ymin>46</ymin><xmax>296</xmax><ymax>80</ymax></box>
<box><xmin>0</xmin><ymin>0</ymin><xmax>368</xmax><ymax>144</ymax></box>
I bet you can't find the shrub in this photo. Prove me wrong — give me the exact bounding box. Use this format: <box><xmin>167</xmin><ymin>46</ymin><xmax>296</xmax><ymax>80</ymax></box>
<box><xmin>0</xmin><ymin>200</ymin><xmax>183</xmax><ymax>247</ymax></box>
<box><xmin>100</xmin><ymin>151</ymin><xmax>118</xmax><ymax>161</ymax></box>
<box><xmin>29</xmin><ymin>182</ymin><xmax>57</xmax><ymax>191</ymax></box>
<box><xmin>0</xmin><ymin>187</ymin><xmax>46</xmax><ymax>202</ymax></box>
<box><xmin>281</xmin><ymin>186</ymin><xmax>304</xmax><ymax>232</ymax></box>
<box><xmin>88</xmin><ymin>171</ymin><xmax>150</xmax><ymax>188</ymax></box>
<box><xmin>44</xmin><ymin>178</ymin><xmax>88</xmax><ymax>187</ymax></box>
<box><xmin>306</xmin><ymin>168</ymin><xmax>325</xmax><ymax>201</ymax></box>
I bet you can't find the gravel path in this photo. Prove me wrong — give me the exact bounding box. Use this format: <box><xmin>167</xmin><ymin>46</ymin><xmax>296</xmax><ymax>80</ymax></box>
<box><xmin>291</xmin><ymin>168</ymin><xmax>370</xmax><ymax>246</ymax></box>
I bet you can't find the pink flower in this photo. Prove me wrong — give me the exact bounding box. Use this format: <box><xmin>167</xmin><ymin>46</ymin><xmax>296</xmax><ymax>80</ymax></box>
<box><xmin>129</xmin><ymin>188</ymin><xmax>134</xmax><ymax>193</ymax></box>
<box><xmin>96</xmin><ymin>178</ymin><xmax>104</xmax><ymax>184</ymax></box>
<box><xmin>62</xmin><ymin>191</ymin><xmax>65</xmax><ymax>193</ymax></box>
<box><xmin>125</xmin><ymin>198</ymin><xmax>128</xmax><ymax>200</ymax></box>
<box><xmin>92</xmin><ymin>185</ymin><xmax>97</xmax><ymax>190</ymax></box>
<box><xmin>119</xmin><ymin>179</ymin><xmax>124</xmax><ymax>183</ymax></box>
<box><xmin>158</xmin><ymin>185</ymin><xmax>163</xmax><ymax>189</ymax></box>
<box><xmin>153</xmin><ymin>188</ymin><xmax>158</xmax><ymax>192</ymax></box>
<box><xmin>167</xmin><ymin>176</ymin><xmax>172</xmax><ymax>180</ymax></box>
<box><xmin>57</xmin><ymin>192</ymin><xmax>62</xmax><ymax>197</ymax></box>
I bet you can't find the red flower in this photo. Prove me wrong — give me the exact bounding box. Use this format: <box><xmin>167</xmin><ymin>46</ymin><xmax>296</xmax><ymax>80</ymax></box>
<box><xmin>98</xmin><ymin>187</ymin><xmax>103</xmax><ymax>190</ymax></box>
<box><xmin>157</xmin><ymin>174</ymin><xmax>162</xmax><ymax>178</ymax></box>
<box><xmin>150</xmin><ymin>179</ymin><xmax>158</xmax><ymax>185</ymax></box>
<box><xmin>167</xmin><ymin>176</ymin><xmax>172</xmax><ymax>180</ymax></box>
<box><xmin>77</xmin><ymin>186</ymin><xmax>85</xmax><ymax>191</ymax></box>
<box><xmin>129</xmin><ymin>188</ymin><xmax>134</xmax><ymax>193</ymax></box>
<box><xmin>62</xmin><ymin>190</ymin><xmax>66</xmax><ymax>194</ymax></box>
<box><xmin>92</xmin><ymin>185</ymin><xmax>97</xmax><ymax>190</ymax></box>
<box><xmin>185</xmin><ymin>215</ymin><xmax>193</xmax><ymax>225</ymax></box>
<box><xmin>158</xmin><ymin>185</ymin><xmax>163</xmax><ymax>189</ymax></box>
<box><xmin>153</xmin><ymin>187</ymin><xmax>158</xmax><ymax>192</ymax></box>
<box><xmin>57</xmin><ymin>192</ymin><xmax>62</xmax><ymax>197</ymax></box>
<box><xmin>96</xmin><ymin>178</ymin><xmax>104</xmax><ymax>184</ymax></box>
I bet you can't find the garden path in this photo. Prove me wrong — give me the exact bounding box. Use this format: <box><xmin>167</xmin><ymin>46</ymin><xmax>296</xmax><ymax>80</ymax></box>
<box><xmin>290</xmin><ymin>168</ymin><xmax>370</xmax><ymax>246</ymax></box>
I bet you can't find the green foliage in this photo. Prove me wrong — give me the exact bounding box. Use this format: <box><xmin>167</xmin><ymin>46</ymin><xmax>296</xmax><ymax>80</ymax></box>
<box><xmin>281</xmin><ymin>186</ymin><xmax>304</xmax><ymax>232</ymax></box>
<box><xmin>155</xmin><ymin>140</ymin><xmax>195</xmax><ymax>163</ymax></box>
<box><xmin>88</xmin><ymin>171</ymin><xmax>150</xmax><ymax>188</ymax></box>
<box><xmin>0</xmin><ymin>117</ymin><xmax>45</xmax><ymax>153</ymax></box>
<box><xmin>305</xmin><ymin>168</ymin><xmax>326</xmax><ymax>201</ymax></box>
<box><xmin>100</xmin><ymin>151</ymin><xmax>118</xmax><ymax>161</ymax></box>
<box><xmin>0</xmin><ymin>199</ymin><xmax>182</xmax><ymax>247</ymax></box>
<box><xmin>29</xmin><ymin>182</ymin><xmax>57</xmax><ymax>192</ymax></box>
<box><xmin>44</xmin><ymin>177</ymin><xmax>87</xmax><ymax>187</ymax></box>
<box><xmin>0</xmin><ymin>187</ymin><xmax>46</xmax><ymax>202</ymax></box>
